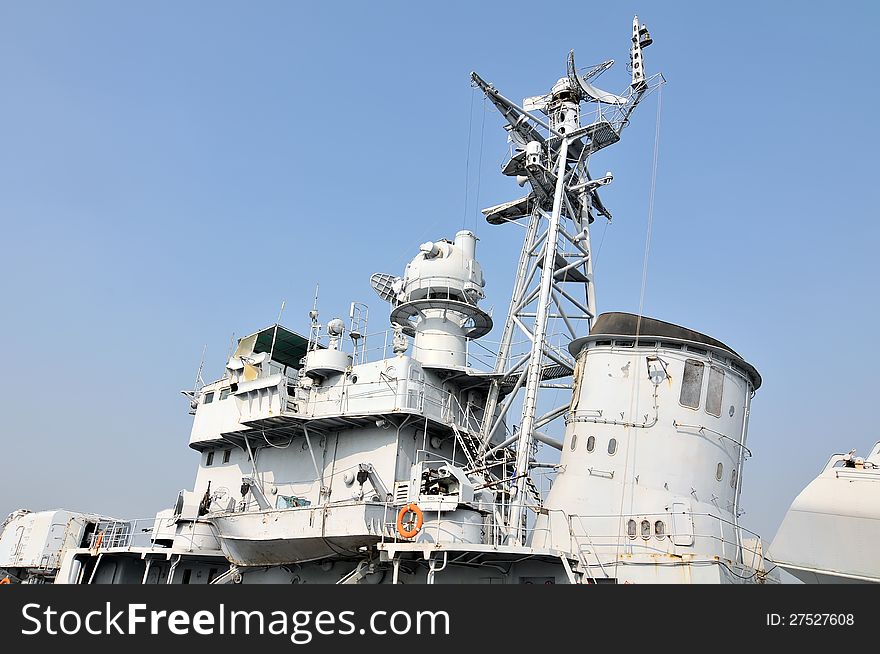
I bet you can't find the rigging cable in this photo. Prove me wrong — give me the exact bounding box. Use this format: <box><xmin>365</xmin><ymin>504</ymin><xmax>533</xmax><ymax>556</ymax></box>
<box><xmin>592</xmin><ymin>219</ymin><xmax>610</xmax><ymax>269</ymax></box>
<box><xmin>473</xmin><ymin>96</ymin><xmax>487</xmax><ymax>231</ymax></box>
<box><xmin>462</xmin><ymin>87</ymin><xmax>476</xmax><ymax>229</ymax></box>
<box><xmin>613</xmin><ymin>81</ymin><xmax>664</xmax><ymax>574</ymax></box>
<box><xmin>393</xmin><ymin>88</ymin><xmax>474</xmax><ymax>272</ymax></box>
<box><xmin>635</xmin><ymin>81</ymin><xmax>663</xmax><ymax>339</ymax></box>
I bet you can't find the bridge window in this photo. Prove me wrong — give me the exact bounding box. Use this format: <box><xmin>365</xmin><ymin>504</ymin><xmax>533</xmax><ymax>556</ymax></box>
<box><xmin>654</xmin><ymin>520</ymin><xmax>666</xmax><ymax>537</ymax></box>
<box><xmin>205</xmin><ymin>451</ymin><xmax>214</xmax><ymax>466</ymax></box>
<box><xmin>640</xmin><ymin>520</ymin><xmax>651</xmax><ymax>539</ymax></box>
<box><xmin>705</xmin><ymin>368</ymin><xmax>724</xmax><ymax>417</ymax></box>
<box><xmin>627</xmin><ymin>519</ymin><xmax>637</xmax><ymax>538</ymax></box>
<box><xmin>219</xmin><ymin>388</ymin><xmax>230</xmax><ymax>401</ymax></box>
<box><xmin>203</xmin><ymin>391</ymin><xmax>215</xmax><ymax>404</ymax></box>
<box><xmin>223</xmin><ymin>450</ymin><xmax>231</xmax><ymax>464</ymax></box>
<box><xmin>679</xmin><ymin>359</ymin><xmax>704</xmax><ymax>409</ymax></box>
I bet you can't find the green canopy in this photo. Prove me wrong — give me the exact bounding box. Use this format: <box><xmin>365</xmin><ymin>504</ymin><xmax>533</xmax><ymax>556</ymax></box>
<box><xmin>236</xmin><ymin>324</ymin><xmax>316</xmax><ymax>369</ymax></box>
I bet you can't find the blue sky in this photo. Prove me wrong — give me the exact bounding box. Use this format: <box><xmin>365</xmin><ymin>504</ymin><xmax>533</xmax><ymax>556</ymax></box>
<box><xmin>1</xmin><ymin>1</ymin><xmax>877</xmax><ymax>544</ymax></box>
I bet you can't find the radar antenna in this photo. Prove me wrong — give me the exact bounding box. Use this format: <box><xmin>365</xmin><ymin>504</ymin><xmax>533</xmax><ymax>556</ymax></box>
<box><xmin>181</xmin><ymin>344</ymin><xmax>207</xmax><ymax>415</ymax></box>
<box><xmin>567</xmin><ymin>52</ymin><xmax>626</xmax><ymax>105</ymax></box>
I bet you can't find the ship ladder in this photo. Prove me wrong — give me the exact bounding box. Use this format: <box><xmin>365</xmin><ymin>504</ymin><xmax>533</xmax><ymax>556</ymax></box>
<box><xmin>524</xmin><ymin>475</ymin><xmax>543</xmax><ymax>507</ymax></box>
<box><xmin>450</xmin><ymin>422</ymin><xmax>480</xmax><ymax>471</ymax></box>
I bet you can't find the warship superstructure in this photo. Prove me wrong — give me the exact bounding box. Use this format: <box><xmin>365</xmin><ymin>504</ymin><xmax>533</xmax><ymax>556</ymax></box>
<box><xmin>1</xmin><ymin>17</ymin><xmax>779</xmax><ymax>585</ymax></box>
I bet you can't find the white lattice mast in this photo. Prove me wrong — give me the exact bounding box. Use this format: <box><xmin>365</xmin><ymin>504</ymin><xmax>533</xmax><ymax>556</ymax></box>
<box><xmin>472</xmin><ymin>15</ymin><xmax>660</xmax><ymax>543</ymax></box>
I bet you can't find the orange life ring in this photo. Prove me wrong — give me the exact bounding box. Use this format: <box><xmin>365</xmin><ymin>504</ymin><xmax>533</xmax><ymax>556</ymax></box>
<box><xmin>396</xmin><ymin>503</ymin><xmax>423</xmax><ymax>539</ymax></box>
<box><xmin>0</xmin><ymin>577</ymin><xmax>10</xmax><ymax>584</ymax></box>
<box><xmin>94</xmin><ymin>532</ymin><xmax>104</xmax><ymax>549</ymax></box>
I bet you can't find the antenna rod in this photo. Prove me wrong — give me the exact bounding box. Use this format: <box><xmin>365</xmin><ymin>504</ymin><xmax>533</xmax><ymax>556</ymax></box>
<box><xmin>194</xmin><ymin>344</ymin><xmax>207</xmax><ymax>388</ymax></box>
<box><xmin>226</xmin><ymin>332</ymin><xmax>236</xmax><ymax>360</ymax></box>
<box><xmin>269</xmin><ymin>299</ymin><xmax>286</xmax><ymax>362</ymax></box>
<box><xmin>470</xmin><ymin>72</ymin><xmax>561</xmax><ymax>138</ymax></box>
<box><xmin>307</xmin><ymin>284</ymin><xmax>321</xmax><ymax>353</ymax></box>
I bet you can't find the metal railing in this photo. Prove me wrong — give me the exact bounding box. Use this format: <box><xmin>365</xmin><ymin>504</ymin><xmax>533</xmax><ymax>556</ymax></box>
<box><xmin>294</xmin><ymin>375</ymin><xmax>485</xmax><ymax>435</ymax></box>
<box><xmin>82</xmin><ymin>501</ymin><xmax>768</xmax><ymax>581</ymax></box>
<box><xmin>563</xmin><ymin>509</ymin><xmax>766</xmax><ymax>568</ymax></box>
<box><xmin>375</xmin><ymin>500</ymin><xmax>765</xmax><ymax>572</ymax></box>
<box><xmin>377</xmin><ymin>499</ymin><xmax>552</xmax><ymax>549</ymax></box>
<box><xmin>86</xmin><ymin>517</ymin><xmax>220</xmax><ymax>553</ymax></box>
<box><xmin>303</xmin><ymin>323</ymin><xmax>565</xmax><ymax>375</ymax></box>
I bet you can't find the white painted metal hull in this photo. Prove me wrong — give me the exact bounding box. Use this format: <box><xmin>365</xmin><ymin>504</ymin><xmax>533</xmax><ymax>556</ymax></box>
<box><xmin>770</xmin><ymin>446</ymin><xmax>880</xmax><ymax>584</ymax></box>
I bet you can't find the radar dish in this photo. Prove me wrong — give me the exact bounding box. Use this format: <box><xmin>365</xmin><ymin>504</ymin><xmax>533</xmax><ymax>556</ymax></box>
<box><xmin>577</xmin><ymin>58</ymin><xmax>615</xmax><ymax>84</ymax></box>
<box><xmin>370</xmin><ymin>273</ymin><xmax>401</xmax><ymax>303</ymax></box>
<box><xmin>567</xmin><ymin>51</ymin><xmax>626</xmax><ymax>105</ymax></box>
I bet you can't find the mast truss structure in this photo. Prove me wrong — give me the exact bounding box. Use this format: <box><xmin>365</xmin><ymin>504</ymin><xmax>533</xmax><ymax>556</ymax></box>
<box><xmin>472</xmin><ymin>16</ymin><xmax>663</xmax><ymax>542</ymax></box>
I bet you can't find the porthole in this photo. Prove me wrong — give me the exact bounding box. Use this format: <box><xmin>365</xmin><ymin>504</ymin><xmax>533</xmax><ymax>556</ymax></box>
<box><xmin>730</xmin><ymin>468</ymin><xmax>738</xmax><ymax>489</ymax></box>
<box><xmin>586</xmin><ymin>436</ymin><xmax>595</xmax><ymax>452</ymax></box>
<box><xmin>716</xmin><ymin>462</ymin><xmax>724</xmax><ymax>481</ymax></box>
<box><xmin>607</xmin><ymin>438</ymin><xmax>617</xmax><ymax>455</ymax></box>
<box><xmin>350</xmin><ymin>375</ymin><xmax>358</xmax><ymax>384</ymax></box>
<box><xmin>729</xmin><ymin>405</ymin><xmax>735</xmax><ymax>417</ymax></box>
<box><xmin>654</xmin><ymin>520</ymin><xmax>665</xmax><ymax>538</ymax></box>
<box><xmin>570</xmin><ymin>434</ymin><xmax>578</xmax><ymax>451</ymax></box>
<box><xmin>640</xmin><ymin>519</ymin><xmax>651</xmax><ymax>540</ymax></box>
<box><xmin>627</xmin><ymin>519</ymin><xmax>637</xmax><ymax>539</ymax></box>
